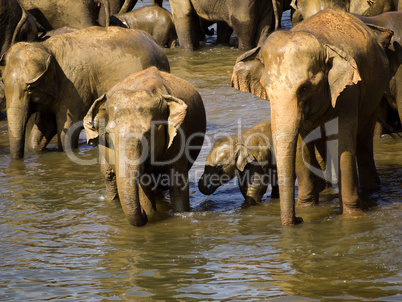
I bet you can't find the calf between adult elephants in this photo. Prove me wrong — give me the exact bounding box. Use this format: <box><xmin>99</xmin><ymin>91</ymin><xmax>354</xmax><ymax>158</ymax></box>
<box><xmin>169</xmin><ymin>0</ymin><xmax>286</xmax><ymax>51</ymax></box>
<box><xmin>198</xmin><ymin>120</ymin><xmax>279</xmax><ymax>205</ymax></box>
<box><xmin>110</xmin><ymin>5</ymin><xmax>177</xmax><ymax>48</ymax></box>
<box><xmin>83</xmin><ymin>67</ymin><xmax>206</xmax><ymax>226</ymax></box>
<box><xmin>232</xmin><ymin>9</ymin><xmax>391</xmax><ymax>225</ymax></box>
<box><xmin>3</xmin><ymin>26</ymin><xmax>170</xmax><ymax>159</ymax></box>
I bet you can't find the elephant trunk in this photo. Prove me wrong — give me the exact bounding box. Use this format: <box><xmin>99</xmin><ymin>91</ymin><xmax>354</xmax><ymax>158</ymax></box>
<box><xmin>272</xmin><ymin>112</ymin><xmax>301</xmax><ymax>225</ymax></box>
<box><xmin>115</xmin><ymin>140</ymin><xmax>147</xmax><ymax>227</ymax></box>
<box><xmin>7</xmin><ymin>101</ymin><xmax>30</xmax><ymax>159</ymax></box>
<box><xmin>116</xmin><ymin>163</ymin><xmax>148</xmax><ymax>226</ymax></box>
<box><xmin>198</xmin><ymin>172</ymin><xmax>219</xmax><ymax>195</ymax></box>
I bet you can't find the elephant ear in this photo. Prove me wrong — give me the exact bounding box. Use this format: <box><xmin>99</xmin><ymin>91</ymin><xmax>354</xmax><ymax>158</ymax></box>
<box><xmin>83</xmin><ymin>94</ymin><xmax>107</xmax><ymax>145</ymax></box>
<box><xmin>26</xmin><ymin>54</ymin><xmax>58</xmax><ymax>100</ymax></box>
<box><xmin>235</xmin><ymin>144</ymin><xmax>257</xmax><ymax>172</ymax></box>
<box><xmin>365</xmin><ymin>24</ymin><xmax>394</xmax><ymax>50</ymax></box>
<box><xmin>231</xmin><ymin>46</ymin><xmax>268</xmax><ymax>100</ymax></box>
<box><xmin>325</xmin><ymin>44</ymin><xmax>362</xmax><ymax>108</ymax></box>
<box><xmin>162</xmin><ymin>94</ymin><xmax>188</xmax><ymax>149</ymax></box>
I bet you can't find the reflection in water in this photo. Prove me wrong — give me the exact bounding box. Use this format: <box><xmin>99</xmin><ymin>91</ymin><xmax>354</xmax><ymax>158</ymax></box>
<box><xmin>0</xmin><ymin>2</ymin><xmax>401</xmax><ymax>300</ymax></box>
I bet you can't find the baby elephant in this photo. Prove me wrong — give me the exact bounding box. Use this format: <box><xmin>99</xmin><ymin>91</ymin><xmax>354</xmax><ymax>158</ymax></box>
<box><xmin>199</xmin><ymin>120</ymin><xmax>279</xmax><ymax>205</ymax></box>
<box><xmin>110</xmin><ymin>5</ymin><xmax>177</xmax><ymax>48</ymax></box>
<box><xmin>84</xmin><ymin>67</ymin><xmax>206</xmax><ymax>226</ymax></box>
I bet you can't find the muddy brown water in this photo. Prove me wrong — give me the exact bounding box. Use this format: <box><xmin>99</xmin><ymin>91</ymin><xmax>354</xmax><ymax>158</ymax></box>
<box><xmin>1</xmin><ymin>2</ymin><xmax>401</xmax><ymax>301</ymax></box>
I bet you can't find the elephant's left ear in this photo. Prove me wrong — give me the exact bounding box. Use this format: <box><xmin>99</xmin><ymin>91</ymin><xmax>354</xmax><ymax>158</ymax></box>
<box><xmin>325</xmin><ymin>44</ymin><xmax>362</xmax><ymax>108</ymax></box>
<box><xmin>235</xmin><ymin>144</ymin><xmax>257</xmax><ymax>172</ymax></box>
<box><xmin>162</xmin><ymin>94</ymin><xmax>188</xmax><ymax>149</ymax></box>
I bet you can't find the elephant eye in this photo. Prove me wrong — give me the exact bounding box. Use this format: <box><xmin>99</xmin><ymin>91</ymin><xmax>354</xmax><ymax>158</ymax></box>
<box><xmin>297</xmin><ymin>82</ymin><xmax>312</xmax><ymax>99</ymax></box>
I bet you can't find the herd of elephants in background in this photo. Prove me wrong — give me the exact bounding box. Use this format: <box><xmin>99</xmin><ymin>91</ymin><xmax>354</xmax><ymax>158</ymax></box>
<box><xmin>0</xmin><ymin>0</ymin><xmax>401</xmax><ymax>227</ymax></box>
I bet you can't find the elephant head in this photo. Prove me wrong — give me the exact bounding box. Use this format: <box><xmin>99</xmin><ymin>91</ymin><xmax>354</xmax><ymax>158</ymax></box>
<box><xmin>83</xmin><ymin>71</ymin><xmax>188</xmax><ymax>226</ymax></box>
<box><xmin>198</xmin><ymin>137</ymin><xmax>259</xmax><ymax>196</ymax></box>
<box><xmin>3</xmin><ymin>42</ymin><xmax>58</xmax><ymax>159</ymax></box>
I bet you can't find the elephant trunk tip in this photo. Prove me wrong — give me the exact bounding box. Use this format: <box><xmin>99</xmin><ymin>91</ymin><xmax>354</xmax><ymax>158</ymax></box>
<box><xmin>198</xmin><ymin>175</ymin><xmax>217</xmax><ymax>195</ymax></box>
<box><xmin>128</xmin><ymin>209</ymin><xmax>148</xmax><ymax>227</ymax></box>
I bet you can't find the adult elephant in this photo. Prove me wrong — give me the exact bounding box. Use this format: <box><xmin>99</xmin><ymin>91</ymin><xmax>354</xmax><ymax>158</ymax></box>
<box><xmin>169</xmin><ymin>0</ymin><xmax>285</xmax><ymax>51</ymax></box>
<box><xmin>19</xmin><ymin>0</ymin><xmax>111</xmax><ymax>30</ymax></box>
<box><xmin>3</xmin><ymin>26</ymin><xmax>170</xmax><ymax>159</ymax></box>
<box><xmin>232</xmin><ymin>9</ymin><xmax>391</xmax><ymax>225</ymax></box>
<box><xmin>83</xmin><ymin>67</ymin><xmax>206</xmax><ymax>226</ymax></box>
<box><xmin>291</xmin><ymin>0</ymin><xmax>397</xmax><ymax>25</ymax></box>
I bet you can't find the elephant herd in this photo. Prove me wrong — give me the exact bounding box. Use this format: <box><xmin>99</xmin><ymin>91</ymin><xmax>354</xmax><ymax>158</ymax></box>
<box><xmin>0</xmin><ymin>0</ymin><xmax>401</xmax><ymax>226</ymax></box>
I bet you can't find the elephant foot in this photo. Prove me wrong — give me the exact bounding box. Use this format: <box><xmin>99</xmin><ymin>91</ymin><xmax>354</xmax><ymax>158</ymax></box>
<box><xmin>342</xmin><ymin>206</ymin><xmax>365</xmax><ymax>218</ymax></box>
<box><xmin>296</xmin><ymin>199</ymin><xmax>318</xmax><ymax>207</ymax></box>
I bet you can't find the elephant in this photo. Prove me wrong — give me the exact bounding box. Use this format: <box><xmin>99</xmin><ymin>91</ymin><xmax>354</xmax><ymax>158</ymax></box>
<box><xmin>231</xmin><ymin>9</ymin><xmax>391</xmax><ymax>225</ymax></box>
<box><xmin>354</xmin><ymin>12</ymin><xmax>402</xmax><ymax>128</ymax></box>
<box><xmin>110</xmin><ymin>5</ymin><xmax>177</xmax><ymax>48</ymax></box>
<box><xmin>290</xmin><ymin>0</ymin><xmax>398</xmax><ymax>25</ymax></box>
<box><xmin>2</xmin><ymin>26</ymin><xmax>170</xmax><ymax>159</ymax></box>
<box><xmin>83</xmin><ymin>67</ymin><xmax>206</xmax><ymax>226</ymax></box>
<box><xmin>19</xmin><ymin>0</ymin><xmax>111</xmax><ymax>30</ymax></box>
<box><xmin>198</xmin><ymin>120</ymin><xmax>279</xmax><ymax>205</ymax></box>
<box><xmin>169</xmin><ymin>0</ymin><xmax>286</xmax><ymax>51</ymax></box>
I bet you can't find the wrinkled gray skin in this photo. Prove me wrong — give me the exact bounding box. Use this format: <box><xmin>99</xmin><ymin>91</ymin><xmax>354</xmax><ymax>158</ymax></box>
<box><xmin>198</xmin><ymin>120</ymin><xmax>279</xmax><ymax>205</ymax></box>
<box><xmin>232</xmin><ymin>10</ymin><xmax>390</xmax><ymax>225</ymax></box>
<box><xmin>355</xmin><ymin>12</ymin><xmax>402</xmax><ymax>130</ymax></box>
<box><xmin>110</xmin><ymin>5</ymin><xmax>177</xmax><ymax>48</ymax></box>
<box><xmin>83</xmin><ymin>67</ymin><xmax>206</xmax><ymax>226</ymax></box>
<box><xmin>169</xmin><ymin>0</ymin><xmax>286</xmax><ymax>51</ymax></box>
<box><xmin>3</xmin><ymin>26</ymin><xmax>170</xmax><ymax>159</ymax></box>
<box><xmin>19</xmin><ymin>0</ymin><xmax>111</xmax><ymax>30</ymax></box>
<box><xmin>98</xmin><ymin>0</ymin><xmax>137</xmax><ymax>26</ymax></box>
<box><xmin>291</xmin><ymin>0</ymin><xmax>398</xmax><ymax>25</ymax></box>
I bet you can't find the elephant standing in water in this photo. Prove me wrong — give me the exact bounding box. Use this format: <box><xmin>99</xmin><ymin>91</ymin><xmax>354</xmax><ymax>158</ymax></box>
<box><xmin>3</xmin><ymin>27</ymin><xmax>170</xmax><ymax>159</ymax></box>
<box><xmin>198</xmin><ymin>120</ymin><xmax>279</xmax><ymax>205</ymax></box>
<box><xmin>83</xmin><ymin>67</ymin><xmax>206</xmax><ymax>226</ymax></box>
<box><xmin>232</xmin><ymin>9</ymin><xmax>391</xmax><ymax>225</ymax></box>
<box><xmin>169</xmin><ymin>0</ymin><xmax>286</xmax><ymax>51</ymax></box>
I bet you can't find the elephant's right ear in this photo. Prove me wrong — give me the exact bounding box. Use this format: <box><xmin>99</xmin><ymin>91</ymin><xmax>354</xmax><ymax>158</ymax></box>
<box><xmin>325</xmin><ymin>44</ymin><xmax>362</xmax><ymax>108</ymax></box>
<box><xmin>231</xmin><ymin>46</ymin><xmax>268</xmax><ymax>100</ymax></box>
<box><xmin>84</xmin><ymin>94</ymin><xmax>107</xmax><ymax>145</ymax></box>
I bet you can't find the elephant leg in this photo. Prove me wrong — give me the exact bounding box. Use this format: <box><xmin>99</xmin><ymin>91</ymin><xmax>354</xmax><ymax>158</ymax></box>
<box><xmin>238</xmin><ymin>167</ymin><xmax>268</xmax><ymax>205</ymax></box>
<box><xmin>169</xmin><ymin>164</ymin><xmax>190</xmax><ymax>212</ymax></box>
<box><xmin>27</xmin><ymin>112</ymin><xmax>58</xmax><ymax>153</ymax></box>
<box><xmin>270</xmin><ymin>169</ymin><xmax>279</xmax><ymax>199</ymax></box>
<box><xmin>216</xmin><ymin>22</ymin><xmax>233</xmax><ymax>45</ymax></box>
<box><xmin>57</xmin><ymin>116</ymin><xmax>82</xmax><ymax>152</ymax></box>
<box><xmin>170</xmin><ymin>0</ymin><xmax>198</xmax><ymax>50</ymax></box>
<box><xmin>295</xmin><ymin>135</ymin><xmax>322</xmax><ymax>206</ymax></box>
<box><xmin>101</xmin><ymin>155</ymin><xmax>119</xmax><ymax>201</ymax></box>
<box><xmin>373</xmin><ymin>98</ymin><xmax>388</xmax><ymax>138</ymax></box>
<box><xmin>232</xmin><ymin>20</ymin><xmax>255</xmax><ymax>51</ymax></box>
<box><xmin>395</xmin><ymin>67</ymin><xmax>402</xmax><ymax>123</ymax></box>
<box><xmin>356</xmin><ymin>112</ymin><xmax>381</xmax><ymax>191</ymax></box>
<box><xmin>333</xmin><ymin>99</ymin><xmax>362</xmax><ymax>215</ymax></box>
